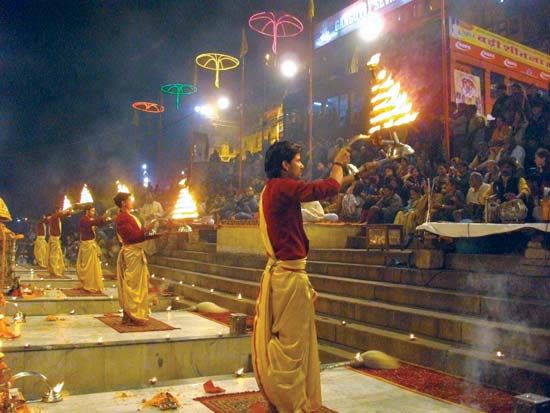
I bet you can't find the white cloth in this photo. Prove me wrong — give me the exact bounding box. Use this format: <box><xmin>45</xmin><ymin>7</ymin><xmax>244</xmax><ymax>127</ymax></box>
<box><xmin>417</xmin><ymin>222</ymin><xmax>550</xmax><ymax>238</ymax></box>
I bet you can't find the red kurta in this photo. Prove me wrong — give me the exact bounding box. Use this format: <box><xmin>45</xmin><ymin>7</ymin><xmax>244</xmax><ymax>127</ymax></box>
<box><xmin>115</xmin><ymin>211</ymin><xmax>153</xmax><ymax>245</ymax></box>
<box><xmin>262</xmin><ymin>177</ymin><xmax>340</xmax><ymax>260</ymax></box>
<box><xmin>36</xmin><ymin>219</ymin><xmax>47</xmax><ymax>236</ymax></box>
<box><xmin>48</xmin><ymin>214</ymin><xmax>62</xmax><ymax>237</ymax></box>
<box><xmin>79</xmin><ymin>216</ymin><xmax>108</xmax><ymax>241</ymax></box>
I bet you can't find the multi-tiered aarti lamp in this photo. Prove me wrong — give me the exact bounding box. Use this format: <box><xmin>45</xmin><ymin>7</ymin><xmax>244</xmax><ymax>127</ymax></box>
<box><xmin>170</xmin><ymin>179</ymin><xmax>198</xmax><ymax>233</ymax></box>
<box><xmin>348</xmin><ymin>53</ymin><xmax>417</xmax><ymax>160</ymax></box>
<box><xmin>73</xmin><ymin>184</ymin><xmax>94</xmax><ymax>211</ymax></box>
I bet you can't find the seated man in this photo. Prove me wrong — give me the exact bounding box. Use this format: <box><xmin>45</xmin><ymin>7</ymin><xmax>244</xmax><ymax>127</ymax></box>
<box><xmin>431</xmin><ymin>179</ymin><xmax>466</xmax><ymax>222</ymax></box>
<box><xmin>394</xmin><ymin>186</ymin><xmax>427</xmax><ymax>236</ymax></box>
<box><xmin>490</xmin><ymin>157</ymin><xmax>530</xmax><ymax>203</ymax></box>
<box><xmin>363</xmin><ymin>180</ymin><xmax>403</xmax><ymax>225</ymax></box>
<box><xmin>455</xmin><ymin>172</ymin><xmax>491</xmax><ymax>222</ymax></box>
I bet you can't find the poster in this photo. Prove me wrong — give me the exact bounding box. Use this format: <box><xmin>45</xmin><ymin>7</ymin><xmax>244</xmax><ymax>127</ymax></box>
<box><xmin>453</xmin><ymin>70</ymin><xmax>483</xmax><ymax>114</ymax></box>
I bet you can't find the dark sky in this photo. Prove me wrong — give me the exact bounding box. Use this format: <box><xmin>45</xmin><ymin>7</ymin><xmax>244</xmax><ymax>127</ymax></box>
<box><xmin>0</xmin><ymin>0</ymin><xmax>346</xmax><ymax>217</ymax></box>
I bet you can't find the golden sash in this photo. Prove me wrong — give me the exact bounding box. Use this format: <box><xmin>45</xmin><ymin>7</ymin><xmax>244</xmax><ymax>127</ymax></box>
<box><xmin>252</xmin><ymin>189</ymin><xmax>321</xmax><ymax>413</ymax></box>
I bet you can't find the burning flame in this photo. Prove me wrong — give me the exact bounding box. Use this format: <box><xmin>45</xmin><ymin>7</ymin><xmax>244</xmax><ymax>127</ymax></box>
<box><xmin>116</xmin><ymin>180</ymin><xmax>130</xmax><ymax>194</ymax></box>
<box><xmin>367</xmin><ymin>54</ymin><xmax>418</xmax><ymax>135</ymax></box>
<box><xmin>79</xmin><ymin>184</ymin><xmax>94</xmax><ymax>204</ymax></box>
<box><xmin>235</xmin><ymin>367</ymin><xmax>244</xmax><ymax>376</ymax></box>
<box><xmin>172</xmin><ymin>179</ymin><xmax>198</xmax><ymax>220</ymax></box>
<box><xmin>62</xmin><ymin>195</ymin><xmax>72</xmax><ymax>212</ymax></box>
<box><xmin>53</xmin><ymin>382</ymin><xmax>64</xmax><ymax>393</ymax></box>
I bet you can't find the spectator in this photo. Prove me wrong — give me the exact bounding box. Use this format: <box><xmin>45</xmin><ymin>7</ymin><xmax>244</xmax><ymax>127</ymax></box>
<box><xmin>431</xmin><ymin>179</ymin><xmax>465</xmax><ymax>222</ymax></box>
<box><xmin>470</xmin><ymin>141</ymin><xmax>491</xmax><ymax>170</ymax></box>
<box><xmin>433</xmin><ymin>164</ymin><xmax>449</xmax><ymax>193</ymax></box>
<box><xmin>457</xmin><ymin>172</ymin><xmax>491</xmax><ymax>222</ymax></box>
<box><xmin>340</xmin><ymin>182</ymin><xmax>364</xmax><ymax>222</ymax></box>
<box><xmin>394</xmin><ymin>186</ymin><xmax>427</xmax><ymax>238</ymax></box>
<box><xmin>491</xmin><ymin>84</ymin><xmax>509</xmax><ymax>121</ymax></box>
<box><xmin>490</xmin><ymin>157</ymin><xmax>530</xmax><ymax>203</ymax></box>
<box><xmin>361</xmin><ymin>181</ymin><xmax>403</xmax><ymax>224</ymax></box>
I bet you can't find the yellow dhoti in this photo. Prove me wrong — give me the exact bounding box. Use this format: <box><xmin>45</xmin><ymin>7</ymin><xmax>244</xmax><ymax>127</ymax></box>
<box><xmin>34</xmin><ymin>236</ymin><xmax>48</xmax><ymax>268</ymax></box>
<box><xmin>76</xmin><ymin>240</ymin><xmax>104</xmax><ymax>292</ymax></box>
<box><xmin>252</xmin><ymin>192</ymin><xmax>321</xmax><ymax>413</ymax></box>
<box><xmin>47</xmin><ymin>236</ymin><xmax>65</xmax><ymax>277</ymax></box>
<box><xmin>116</xmin><ymin>244</ymin><xmax>149</xmax><ymax>322</ymax></box>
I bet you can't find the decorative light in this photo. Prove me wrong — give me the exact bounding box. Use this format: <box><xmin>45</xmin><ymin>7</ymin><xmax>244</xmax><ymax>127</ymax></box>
<box><xmin>175</xmin><ymin>296</ymin><xmax>180</xmax><ymax>301</ymax></box>
<box><xmin>97</xmin><ymin>337</ymin><xmax>104</xmax><ymax>344</ymax></box>
<box><xmin>191</xmin><ymin>284</ymin><xmax>195</xmax><ymax>287</ymax></box>
<box><xmin>149</xmin><ymin>377</ymin><xmax>158</xmax><ymax>385</ymax></box>
<box><xmin>409</xmin><ymin>333</ymin><xmax>416</xmax><ymax>341</ymax></box>
<box><xmin>196</xmin><ymin>53</ymin><xmax>239</xmax><ymax>88</ymax></box>
<box><xmin>132</xmin><ymin>101</ymin><xmax>164</xmax><ymax>113</ymax></box>
<box><xmin>217</xmin><ymin>96</ymin><xmax>230</xmax><ymax>110</ymax></box>
<box><xmin>69</xmin><ymin>309</ymin><xmax>76</xmax><ymax>315</ymax></box>
<box><xmin>210</xmin><ymin>289</ymin><xmax>214</xmax><ymax>293</ymax></box>
<box><xmin>171</xmin><ymin>179</ymin><xmax>199</xmax><ymax>220</ymax></box>
<box><xmin>234</xmin><ymin>367</ymin><xmax>244</xmax><ymax>377</ymax></box>
<box><xmin>249</xmin><ymin>12</ymin><xmax>304</xmax><ymax>54</ymax></box>
<box><xmin>280</xmin><ymin>59</ymin><xmax>298</xmax><ymax>78</ymax></box>
<box><xmin>142</xmin><ymin>163</ymin><xmax>148</xmax><ymax>170</ymax></box>
<box><xmin>179</xmin><ymin>281</ymin><xmax>183</xmax><ymax>285</ymax></box>
<box><xmin>79</xmin><ymin>184</ymin><xmax>94</xmax><ymax>204</ymax></box>
<box><xmin>217</xmin><ymin>331</ymin><xmax>223</xmax><ymax>337</ymax></box>
<box><xmin>341</xmin><ymin>320</ymin><xmax>347</xmax><ymax>326</ymax></box>
<box><xmin>24</xmin><ymin>343</ymin><xmax>30</xmax><ymax>348</ymax></box>
<box><xmin>165</xmin><ymin>334</ymin><xmax>171</xmax><ymax>340</ymax></box>
<box><xmin>62</xmin><ymin>195</ymin><xmax>72</xmax><ymax>212</ymax></box>
<box><xmin>496</xmin><ymin>351</ymin><xmax>504</xmax><ymax>358</ymax></box>
<box><xmin>237</xmin><ymin>293</ymin><xmax>242</xmax><ymax>300</ymax></box>
<box><xmin>160</xmin><ymin>83</ymin><xmax>197</xmax><ymax>110</ymax></box>
<box><xmin>355</xmin><ymin>352</ymin><xmax>364</xmax><ymax>363</ymax></box>
<box><xmin>166</xmin><ymin>306</ymin><xmax>172</xmax><ymax>312</ymax></box>
<box><xmin>359</xmin><ymin>13</ymin><xmax>384</xmax><ymax>42</ymax></box>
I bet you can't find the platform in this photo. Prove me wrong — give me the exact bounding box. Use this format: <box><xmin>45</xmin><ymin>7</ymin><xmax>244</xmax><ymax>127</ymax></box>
<box><xmin>31</xmin><ymin>367</ymin><xmax>474</xmax><ymax>412</ymax></box>
<box><xmin>2</xmin><ymin>311</ymin><xmax>249</xmax><ymax>395</ymax></box>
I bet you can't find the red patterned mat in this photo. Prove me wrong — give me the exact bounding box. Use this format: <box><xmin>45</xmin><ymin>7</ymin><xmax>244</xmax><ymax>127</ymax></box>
<box><xmin>95</xmin><ymin>315</ymin><xmax>179</xmax><ymax>333</ymax></box>
<box><xmin>61</xmin><ymin>288</ymin><xmax>106</xmax><ymax>297</ymax></box>
<box><xmin>195</xmin><ymin>311</ymin><xmax>254</xmax><ymax>331</ymax></box>
<box><xmin>352</xmin><ymin>363</ymin><xmax>515</xmax><ymax>413</ymax></box>
<box><xmin>195</xmin><ymin>391</ymin><xmax>337</xmax><ymax>413</ymax></box>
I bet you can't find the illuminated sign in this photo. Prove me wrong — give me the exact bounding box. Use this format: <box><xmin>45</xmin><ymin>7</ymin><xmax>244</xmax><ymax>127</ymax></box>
<box><xmin>314</xmin><ymin>0</ymin><xmax>412</xmax><ymax>49</ymax></box>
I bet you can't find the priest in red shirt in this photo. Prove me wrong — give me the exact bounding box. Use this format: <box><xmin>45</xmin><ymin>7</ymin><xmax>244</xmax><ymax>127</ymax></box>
<box><xmin>76</xmin><ymin>206</ymin><xmax>110</xmax><ymax>292</ymax></box>
<box><xmin>33</xmin><ymin>216</ymin><xmax>49</xmax><ymax>269</ymax></box>
<box><xmin>47</xmin><ymin>205</ymin><xmax>71</xmax><ymax>277</ymax></box>
<box><xmin>252</xmin><ymin>140</ymin><xmax>350</xmax><ymax>413</ymax></box>
<box><xmin>113</xmin><ymin>192</ymin><xmax>158</xmax><ymax>326</ymax></box>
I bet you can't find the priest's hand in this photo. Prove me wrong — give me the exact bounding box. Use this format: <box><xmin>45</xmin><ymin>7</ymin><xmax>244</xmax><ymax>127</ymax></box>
<box><xmin>334</xmin><ymin>147</ymin><xmax>351</xmax><ymax>166</ymax></box>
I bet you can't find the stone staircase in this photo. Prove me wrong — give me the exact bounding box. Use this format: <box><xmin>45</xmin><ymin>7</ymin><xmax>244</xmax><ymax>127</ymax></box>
<box><xmin>149</xmin><ymin>239</ymin><xmax>550</xmax><ymax>395</ymax></box>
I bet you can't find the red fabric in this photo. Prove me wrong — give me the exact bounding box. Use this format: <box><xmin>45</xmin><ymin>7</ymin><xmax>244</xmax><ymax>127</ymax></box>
<box><xmin>36</xmin><ymin>219</ymin><xmax>47</xmax><ymax>236</ymax></box>
<box><xmin>203</xmin><ymin>380</ymin><xmax>226</xmax><ymax>394</ymax></box>
<box><xmin>79</xmin><ymin>215</ymin><xmax>108</xmax><ymax>241</ymax></box>
<box><xmin>48</xmin><ymin>214</ymin><xmax>61</xmax><ymax>237</ymax></box>
<box><xmin>355</xmin><ymin>363</ymin><xmax>514</xmax><ymax>413</ymax></box>
<box><xmin>114</xmin><ymin>211</ymin><xmax>148</xmax><ymax>245</ymax></box>
<box><xmin>262</xmin><ymin>177</ymin><xmax>340</xmax><ymax>260</ymax></box>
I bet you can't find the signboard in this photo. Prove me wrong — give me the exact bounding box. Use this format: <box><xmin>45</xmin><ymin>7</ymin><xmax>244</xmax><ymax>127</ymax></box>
<box><xmin>314</xmin><ymin>0</ymin><xmax>412</xmax><ymax>49</ymax></box>
<box><xmin>450</xmin><ymin>18</ymin><xmax>550</xmax><ymax>84</ymax></box>
<box><xmin>454</xmin><ymin>70</ymin><xmax>483</xmax><ymax>114</ymax></box>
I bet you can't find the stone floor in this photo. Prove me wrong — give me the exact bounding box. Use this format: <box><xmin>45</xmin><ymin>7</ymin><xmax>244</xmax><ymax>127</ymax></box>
<box><xmin>29</xmin><ymin>367</ymin><xmax>476</xmax><ymax>412</ymax></box>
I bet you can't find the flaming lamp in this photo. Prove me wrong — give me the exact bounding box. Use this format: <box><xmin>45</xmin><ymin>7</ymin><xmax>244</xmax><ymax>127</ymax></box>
<box><xmin>61</xmin><ymin>196</ymin><xmax>72</xmax><ymax>213</ymax></box>
<box><xmin>170</xmin><ymin>179</ymin><xmax>198</xmax><ymax>233</ymax></box>
<box><xmin>73</xmin><ymin>184</ymin><xmax>94</xmax><ymax>211</ymax></box>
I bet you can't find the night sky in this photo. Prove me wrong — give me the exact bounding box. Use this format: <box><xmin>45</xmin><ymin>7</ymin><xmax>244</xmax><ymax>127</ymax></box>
<box><xmin>0</xmin><ymin>0</ymin><xmax>344</xmax><ymax>218</ymax></box>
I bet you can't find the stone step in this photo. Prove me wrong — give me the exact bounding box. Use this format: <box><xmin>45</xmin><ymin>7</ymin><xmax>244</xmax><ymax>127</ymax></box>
<box><xmin>446</xmin><ymin>253</ymin><xmax>550</xmax><ymax>277</ymax></box>
<box><xmin>150</xmin><ymin>253</ymin><xmax>550</xmax><ymax>301</ymax></box>
<box><xmin>149</xmin><ymin>259</ymin><xmax>550</xmax><ymax>327</ymax></box>
<box><xmin>159</xmin><ymin>281</ymin><xmax>550</xmax><ymax>395</ymax></box>
<box><xmin>151</xmin><ymin>263</ymin><xmax>550</xmax><ymax>328</ymax></box>
<box><xmin>156</xmin><ymin>269</ymin><xmax>550</xmax><ymax>363</ymax></box>
<box><xmin>2</xmin><ymin>311</ymin><xmax>248</xmax><ymax>396</ymax></box>
<box><xmin>5</xmin><ymin>291</ymin><xmax>172</xmax><ymax>316</ymax></box>
<box><xmin>159</xmin><ymin>247</ymin><xmax>414</xmax><ymax>267</ymax></box>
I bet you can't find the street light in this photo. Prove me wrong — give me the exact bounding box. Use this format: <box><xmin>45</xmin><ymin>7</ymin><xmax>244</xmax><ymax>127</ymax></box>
<box><xmin>280</xmin><ymin>59</ymin><xmax>298</xmax><ymax>78</ymax></box>
<box><xmin>217</xmin><ymin>96</ymin><xmax>230</xmax><ymax>110</ymax></box>
<box><xmin>359</xmin><ymin>13</ymin><xmax>384</xmax><ymax>42</ymax></box>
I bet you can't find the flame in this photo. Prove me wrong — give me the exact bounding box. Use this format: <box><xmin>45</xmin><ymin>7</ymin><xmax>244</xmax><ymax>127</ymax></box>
<box><xmin>172</xmin><ymin>182</ymin><xmax>198</xmax><ymax>220</ymax></box>
<box><xmin>367</xmin><ymin>53</ymin><xmax>381</xmax><ymax>67</ymax></box>
<box><xmin>53</xmin><ymin>382</ymin><xmax>64</xmax><ymax>393</ymax></box>
<box><xmin>116</xmin><ymin>180</ymin><xmax>130</xmax><ymax>194</ymax></box>
<box><xmin>235</xmin><ymin>368</ymin><xmax>244</xmax><ymax>376</ymax></box>
<box><xmin>62</xmin><ymin>195</ymin><xmax>72</xmax><ymax>212</ymax></box>
<box><xmin>79</xmin><ymin>184</ymin><xmax>94</xmax><ymax>204</ymax></box>
<box><xmin>367</xmin><ymin>54</ymin><xmax>418</xmax><ymax>135</ymax></box>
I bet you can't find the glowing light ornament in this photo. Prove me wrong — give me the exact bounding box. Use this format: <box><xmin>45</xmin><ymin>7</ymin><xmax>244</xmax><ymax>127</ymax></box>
<box><xmin>160</xmin><ymin>83</ymin><xmax>197</xmax><ymax>110</ymax></box>
<box><xmin>132</xmin><ymin>101</ymin><xmax>165</xmax><ymax>113</ymax></box>
<box><xmin>195</xmin><ymin>53</ymin><xmax>239</xmax><ymax>88</ymax></box>
<box><xmin>62</xmin><ymin>195</ymin><xmax>72</xmax><ymax>212</ymax></box>
<box><xmin>171</xmin><ymin>179</ymin><xmax>198</xmax><ymax>220</ymax></box>
<box><xmin>116</xmin><ymin>180</ymin><xmax>130</xmax><ymax>194</ymax></box>
<box><xmin>248</xmin><ymin>12</ymin><xmax>304</xmax><ymax>54</ymax></box>
<box><xmin>367</xmin><ymin>53</ymin><xmax>418</xmax><ymax>135</ymax></box>
<box><xmin>79</xmin><ymin>184</ymin><xmax>94</xmax><ymax>205</ymax></box>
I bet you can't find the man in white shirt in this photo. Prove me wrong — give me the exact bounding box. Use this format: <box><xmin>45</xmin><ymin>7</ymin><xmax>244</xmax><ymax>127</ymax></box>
<box><xmin>461</xmin><ymin>172</ymin><xmax>491</xmax><ymax>221</ymax></box>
